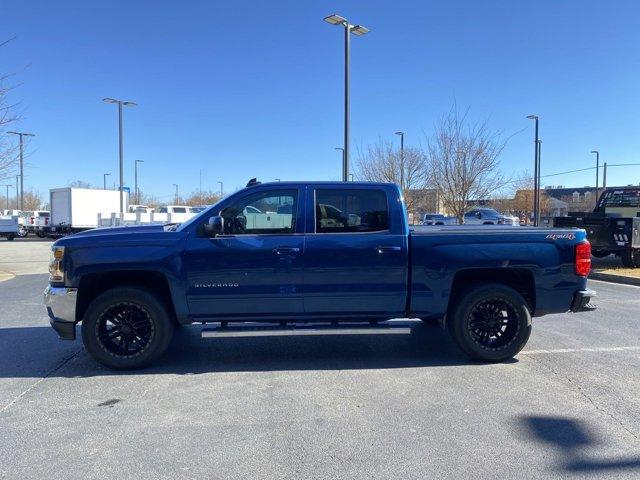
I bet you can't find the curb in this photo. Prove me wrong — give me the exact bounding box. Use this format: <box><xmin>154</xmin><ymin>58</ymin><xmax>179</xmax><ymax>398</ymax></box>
<box><xmin>590</xmin><ymin>271</ymin><xmax>640</xmax><ymax>287</ymax></box>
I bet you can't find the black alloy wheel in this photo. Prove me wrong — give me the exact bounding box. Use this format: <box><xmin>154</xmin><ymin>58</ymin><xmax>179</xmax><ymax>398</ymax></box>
<box><xmin>448</xmin><ymin>283</ymin><xmax>532</xmax><ymax>362</ymax></box>
<box><xmin>96</xmin><ymin>302</ymin><xmax>155</xmax><ymax>358</ymax></box>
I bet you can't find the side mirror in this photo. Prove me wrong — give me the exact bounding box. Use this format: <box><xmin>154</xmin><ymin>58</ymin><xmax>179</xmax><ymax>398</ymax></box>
<box><xmin>204</xmin><ymin>215</ymin><xmax>224</xmax><ymax>236</ymax></box>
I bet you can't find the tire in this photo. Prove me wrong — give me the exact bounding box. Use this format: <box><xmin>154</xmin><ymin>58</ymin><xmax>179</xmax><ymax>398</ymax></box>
<box><xmin>36</xmin><ymin>231</ymin><xmax>45</xmax><ymax>238</ymax></box>
<box><xmin>448</xmin><ymin>283</ymin><xmax>532</xmax><ymax>362</ymax></box>
<box><xmin>621</xmin><ymin>249</ymin><xmax>640</xmax><ymax>268</ymax></box>
<box><xmin>81</xmin><ymin>287</ymin><xmax>174</xmax><ymax>370</ymax></box>
<box><xmin>17</xmin><ymin>227</ymin><xmax>28</xmax><ymax>238</ymax></box>
<box><xmin>6</xmin><ymin>234</ymin><xmax>15</xmax><ymax>241</ymax></box>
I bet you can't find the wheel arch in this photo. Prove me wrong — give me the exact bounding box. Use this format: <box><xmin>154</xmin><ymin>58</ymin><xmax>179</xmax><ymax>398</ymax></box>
<box><xmin>76</xmin><ymin>270</ymin><xmax>179</xmax><ymax>324</ymax></box>
<box><xmin>447</xmin><ymin>268</ymin><xmax>535</xmax><ymax>318</ymax></box>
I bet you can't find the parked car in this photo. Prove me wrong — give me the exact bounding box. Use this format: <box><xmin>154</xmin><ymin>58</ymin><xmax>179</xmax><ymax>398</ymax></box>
<box><xmin>157</xmin><ymin>205</ymin><xmax>192</xmax><ymax>214</ymax></box>
<box><xmin>26</xmin><ymin>210</ymin><xmax>51</xmax><ymax>237</ymax></box>
<box><xmin>464</xmin><ymin>208</ymin><xmax>519</xmax><ymax>226</ymax></box>
<box><xmin>2</xmin><ymin>209</ymin><xmax>28</xmax><ymax>237</ymax></box>
<box><xmin>0</xmin><ymin>214</ymin><xmax>19</xmax><ymax>241</ymax></box>
<box><xmin>44</xmin><ymin>180</ymin><xmax>595</xmax><ymax>370</ymax></box>
<box><xmin>128</xmin><ymin>205</ymin><xmax>153</xmax><ymax>213</ymax></box>
<box><xmin>554</xmin><ymin>187</ymin><xmax>640</xmax><ymax>267</ymax></box>
<box><xmin>422</xmin><ymin>213</ymin><xmax>446</xmax><ymax>225</ymax></box>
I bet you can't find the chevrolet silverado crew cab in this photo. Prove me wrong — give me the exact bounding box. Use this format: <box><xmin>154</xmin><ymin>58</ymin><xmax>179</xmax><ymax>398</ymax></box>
<box><xmin>44</xmin><ymin>180</ymin><xmax>595</xmax><ymax>369</ymax></box>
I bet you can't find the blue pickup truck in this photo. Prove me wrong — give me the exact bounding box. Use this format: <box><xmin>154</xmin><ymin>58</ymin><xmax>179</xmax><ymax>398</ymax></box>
<box><xmin>44</xmin><ymin>180</ymin><xmax>595</xmax><ymax>369</ymax></box>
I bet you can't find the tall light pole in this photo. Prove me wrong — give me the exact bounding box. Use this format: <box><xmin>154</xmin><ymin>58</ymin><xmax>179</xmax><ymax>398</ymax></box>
<box><xmin>134</xmin><ymin>159</ymin><xmax>144</xmax><ymax>204</ymax></box>
<box><xmin>217</xmin><ymin>181</ymin><xmax>223</xmax><ymax>197</ymax></box>
<box><xmin>335</xmin><ymin>147</ymin><xmax>345</xmax><ymax>179</ymax></box>
<box><xmin>395</xmin><ymin>131</ymin><xmax>405</xmax><ymax>190</ymax></box>
<box><xmin>526</xmin><ymin>115</ymin><xmax>540</xmax><ymax>226</ymax></box>
<box><xmin>173</xmin><ymin>184</ymin><xmax>179</xmax><ymax>204</ymax></box>
<box><xmin>15</xmin><ymin>175</ymin><xmax>19</xmax><ymax>207</ymax></box>
<box><xmin>324</xmin><ymin>14</ymin><xmax>370</xmax><ymax>182</ymax></box>
<box><xmin>103</xmin><ymin>98</ymin><xmax>137</xmax><ymax>214</ymax></box>
<box><xmin>8</xmin><ymin>131</ymin><xmax>35</xmax><ymax>210</ymax></box>
<box><xmin>103</xmin><ymin>173</ymin><xmax>111</xmax><ymax>190</ymax></box>
<box><xmin>3</xmin><ymin>185</ymin><xmax>12</xmax><ymax>209</ymax></box>
<box><xmin>536</xmin><ymin>139</ymin><xmax>542</xmax><ymax>224</ymax></box>
<box><xmin>591</xmin><ymin>150</ymin><xmax>600</xmax><ymax>201</ymax></box>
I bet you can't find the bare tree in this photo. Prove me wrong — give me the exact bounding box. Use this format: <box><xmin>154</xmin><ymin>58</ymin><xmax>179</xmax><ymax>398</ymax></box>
<box><xmin>426</xmin><ymin>105</ymin><xmax>508</xmax><ymax>222</ymax></box>
<box><xmin>68</xmin><ymin>179</ymin><xmax>93</xmax><ymax>188</ymax></box>
<box><xmin>355</xmin><ymin>139</ymin><xmax>429</xmax><ymax>211</ymax></box>
<box><xmin>0</xmin><ymin>38</ymin><xmax>20</xmax><ymax>182</ymax></box>
<box><xmin>508</xmin><ymin>171</ymin><xmax>551</xmax><ymax>223</ymax></box>
<box><xmin>184</xmin><ymin>189</ymin><xmax>221</xmax><ymax>206</ymax></box>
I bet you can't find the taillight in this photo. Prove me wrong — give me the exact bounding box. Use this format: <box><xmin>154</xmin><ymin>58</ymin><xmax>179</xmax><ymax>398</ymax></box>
<box><xmin>30</xmin><ymin>217</ymin><xmax>34</xmax><ymax>224</ymax></box>
<box><xmin>575</xmin><ymin>241</ymin><xmax>591</xmax><ymax>277</ymax></box>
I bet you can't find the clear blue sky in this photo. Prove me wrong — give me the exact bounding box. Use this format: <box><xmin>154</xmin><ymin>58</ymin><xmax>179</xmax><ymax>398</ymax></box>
<box><xmin>3</xmin><ymin>0</ymin><xmax>640</xmax><ymax>201</ymax></box>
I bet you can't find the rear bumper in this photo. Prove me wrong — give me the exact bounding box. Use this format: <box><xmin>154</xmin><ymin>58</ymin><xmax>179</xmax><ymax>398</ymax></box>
<box><xmin>44</xmin><ymin>285</ymin><xmax>78</xmax><ymax>340</ymax></box>
<box><xmin>570</xmin><ymin>288</ymin><xmax>597</xmax><ymax>312</ymax></box>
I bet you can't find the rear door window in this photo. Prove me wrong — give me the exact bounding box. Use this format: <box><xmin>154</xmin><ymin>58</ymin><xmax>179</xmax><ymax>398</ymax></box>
<box><xmin>315</xmin><ymin>189</ymin><xmax>389</xmax><ymax>233</ymax></box>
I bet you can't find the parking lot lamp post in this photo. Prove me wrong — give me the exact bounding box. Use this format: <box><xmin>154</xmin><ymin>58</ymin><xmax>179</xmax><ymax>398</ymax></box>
<box><xmin>526</xmin><ymin>115</ymin><xmax>540</xmax><ymax>226</ymax></box>
<box><xmin>591</xmin><ymin>150</ymin><xmax>600</xmax><ymax>201</ymax></box>
<box><xmin>135</xmin><ymin>160</ymin><xmax>144</xmax><ymax>203</ymax></box>
<box><xmin>103</xmin><ymin>173</ymin><xmax>111</xmax><ymax>190</ymax></box>
<box><xmin>7</xmin><ymin>131</ymin><xmax>35</xmax><ymax>209</ymax></box>
<box><xmin>536</xmin><ymin>139</ymin><xmax>542</xmax><ymax>224</ymax></box>
<box><xmin>324</xmin><ymin>14</ymin><xmax>370</xmax><ymax>182</ymax></box>
<box><xmin>218</xmin><ymin>181</ymin><xmax>223</xmax><ymax>197</ymax></box>
<box><xmin>335</xmin><ymin>147</ymin><xmax>345</xmax><ymax>179</ymax></box>
<box><xmin>15</xmin><ymin>175</ymin><xmax>19</xmax><ymax>207</ymax></box>
<box><xmin>102</xmin><ymin>98</ymin><xmax>137</xmax><ymax>214</ymax></box>
<box><xmin>3</xmin><ymin>185</ymin><xmax>12</xmax><ymax>209</ymax></box>
<box><xmin>395</xmin><ymin>131</ymin><xmax>405</xmax><ymax>190</ymax></box>
<box><xmin>173</xmin><ymin>184</ymin><xmax>178</xmax><ymax>204</ymax></box>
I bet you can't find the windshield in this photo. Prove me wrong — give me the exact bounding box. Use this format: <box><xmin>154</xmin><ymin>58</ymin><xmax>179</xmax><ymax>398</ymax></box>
<box><xmin>175</xmin><ymin>193</ymin><xmax>233</xmax><ymax>232</ymax></box>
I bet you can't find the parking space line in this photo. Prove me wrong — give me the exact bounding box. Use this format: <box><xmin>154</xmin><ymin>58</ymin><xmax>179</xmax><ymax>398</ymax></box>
<box><xmin>521</xmin><ymin>346</ymin><xmax>640</xmax><ymax>355</ymax></box>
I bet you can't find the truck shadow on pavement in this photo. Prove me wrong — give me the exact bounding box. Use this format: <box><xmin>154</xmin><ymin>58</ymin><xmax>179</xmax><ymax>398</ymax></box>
<box><xmin>0</xmin><ymin>322</ymin><xmax>501</xmax><ymax>378</ymax></box>
<box><xmin>521</xmin><ymin>416</ymin><xmax>640</xmax><ymax>474</ymax></box>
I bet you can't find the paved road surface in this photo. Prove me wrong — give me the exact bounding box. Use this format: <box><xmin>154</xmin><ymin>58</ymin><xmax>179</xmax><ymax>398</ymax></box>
<box><xmin>0</xmin><ymin>270</ymin><xmax>639</xmax><ymax>479</ymax></box>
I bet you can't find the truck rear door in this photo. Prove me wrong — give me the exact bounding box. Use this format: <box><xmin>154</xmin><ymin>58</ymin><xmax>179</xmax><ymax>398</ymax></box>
<box><xmin>303</xmin><ymin>185</ymin><xmax>408</xmax><ymax>317</ymax></box>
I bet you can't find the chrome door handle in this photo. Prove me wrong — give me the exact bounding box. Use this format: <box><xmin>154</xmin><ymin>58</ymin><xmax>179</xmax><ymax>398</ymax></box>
<box><xmin>273</xmin><ymin>246</ymin><xmax>301</xmax><ymax>255</ymax></box>
<box><xmin>376</xmin><ymin>246</ymin><xmax>401</xmax><ymax>254</ymax></box>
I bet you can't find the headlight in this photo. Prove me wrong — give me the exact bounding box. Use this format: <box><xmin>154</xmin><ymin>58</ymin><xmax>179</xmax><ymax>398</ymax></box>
<box><xmin>49</xmin><ymin>246</ymin><xmax>65</xmax><ymax>283</ymax></box>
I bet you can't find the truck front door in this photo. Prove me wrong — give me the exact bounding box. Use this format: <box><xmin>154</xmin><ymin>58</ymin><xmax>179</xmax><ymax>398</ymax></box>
<box><xmin>183</xmin><ymin>187</ymin><xmax>305</xmax><ymax>319</ymax></box>
<box><xmin>303</xmin><ymin>186</ymin><xmax>408</xmax><ymax>317</ymax></box>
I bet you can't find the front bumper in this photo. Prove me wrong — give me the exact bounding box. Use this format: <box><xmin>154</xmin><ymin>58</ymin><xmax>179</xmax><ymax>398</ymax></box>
<box><xmin>44</xmin><ymin>285</ymin><xmax>78</xmax><ymax>340</ymax></box>
<box><xmin>570</xmin><ymin>288</ymin><xmax>597</xmax><ymax>312</ymax></box>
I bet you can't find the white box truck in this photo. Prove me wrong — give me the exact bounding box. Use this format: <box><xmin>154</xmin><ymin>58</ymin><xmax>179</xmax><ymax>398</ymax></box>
<box><xmin>50</xmin><ymin>188</ymin><xmax>129</xmax><ymax>235</ymax></box>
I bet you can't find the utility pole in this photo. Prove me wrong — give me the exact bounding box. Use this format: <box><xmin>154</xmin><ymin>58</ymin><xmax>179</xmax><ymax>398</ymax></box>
<box><xmin>103</xmin><ymin>98</ymin><xmax>137</xmax><ymax>214</ymax></box>
<box><xmin>3</xmin><ymin>185</ymin><xmax>12</xmax><ymax>209</ymax></box>
<box><xmin>8</xmin><ymin>131</ymin><xmax>35</xmax><ymax>210</ymax></box>
<box><xmin>590</xmin><ymin>150</ymin><xmax>600</xmax><ymax>200</ymax></box>
<box><xmin>217</xmin><ymin>181</ymin><xmax>223</xmax><ymax>197</ymax></box>
<box><xmin>526</xmin><ymin>115</ymin><xmax>539</xmax><ymax>226</ymax></box>
<box><xmin>173</xmin><ymin>184</ymin><xmax>178</xmax><ymax>204</ymax></box>
<box><xmin>15</xmin><ymin>175</ymin><xmax>19</xmax><ymax>208</ymax></box>
<box><xmin>395</xmin><ymin>131</ymin><xmax>405</xmax><ymax>190</ymax></box>
<box><xmin>324</xmin><ymin>14</ymin><xmax>370</xmax><ymax>181</ymax></box>
<box><xmin>602</xmin><ymin>162</ymin><xmax>607</xmax><ymax>190</ymax></box>
<box><xmin>135</xmin><ymin>160</ymin><xmax>144</xmax><ymax>204</ymax></box>
<box><xmin>536</xmin><ymin>140</ymin><xmax>542</xmax><ymax>224</ymax></box>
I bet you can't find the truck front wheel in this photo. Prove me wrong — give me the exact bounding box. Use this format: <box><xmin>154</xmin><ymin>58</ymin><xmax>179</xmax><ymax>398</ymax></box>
<box><xmin>621</xmin><ymin>249</ymin><xmax>640</xmax><ymax>268</ymax></box>
<box><xmin>448</xmin><ymin>283</ymin><xmax>532</xmax><ymax>362</ymax></box>
<box><xmin>81</xmin><ymin>287</ymin><xmax>174</xmax><ymax>370</ymax></box>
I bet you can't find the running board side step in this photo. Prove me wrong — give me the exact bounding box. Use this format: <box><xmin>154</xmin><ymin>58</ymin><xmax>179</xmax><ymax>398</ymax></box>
<box><xmin>201</xmin><ymin>320</ymin><xmax>418</xmax><ymax>338</ymax></box>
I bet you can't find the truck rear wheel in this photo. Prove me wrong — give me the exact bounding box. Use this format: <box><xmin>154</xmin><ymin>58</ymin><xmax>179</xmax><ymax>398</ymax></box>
<box><xmin>448</xmin><ymin>283</ymin><xmax>532</xmax><ymax>362</ymax></box>
<box><xmin>621</xmin><ymin>249</ymin><xmax>640</xmax><ymax>268</ymax></box>
<box><xmin>81</xmin><ymin>287</ymin><xmax>174</xmax><ymax>370</ymax></box>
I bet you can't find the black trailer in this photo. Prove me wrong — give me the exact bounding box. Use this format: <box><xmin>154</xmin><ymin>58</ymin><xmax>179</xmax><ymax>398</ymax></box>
<box><xmin>554</xmin><ymin>188</ymin><xmax>640</xmax><ymax>267</ymax></box>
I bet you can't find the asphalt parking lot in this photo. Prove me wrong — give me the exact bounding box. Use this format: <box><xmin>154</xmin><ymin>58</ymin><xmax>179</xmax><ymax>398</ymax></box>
<box><xmin>1</xmin><ymin>239</ymin><xmax>639</xmax><ymax>479</ymax></box>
